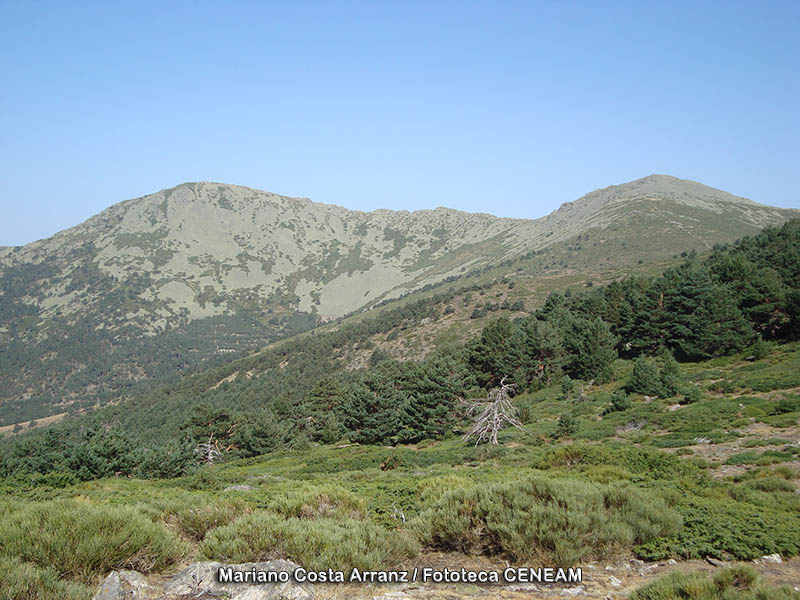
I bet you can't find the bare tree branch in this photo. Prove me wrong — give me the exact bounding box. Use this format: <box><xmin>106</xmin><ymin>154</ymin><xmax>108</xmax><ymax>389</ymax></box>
<box><xmin>463</xmin><ymin>377</ymin><xmax>523</xmax><ymax>445</ymax></box>
<box><xmin>195</xmin><ymin>434</ymin><xmax>224</xmax><ymax>465</ymax></box>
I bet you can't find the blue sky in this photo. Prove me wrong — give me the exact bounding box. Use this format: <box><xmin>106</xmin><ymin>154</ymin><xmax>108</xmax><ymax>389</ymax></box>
<box><xmin>1</xmin><ymin>1</ymin><xmax>798</xmax><ymax>246</ymax></box>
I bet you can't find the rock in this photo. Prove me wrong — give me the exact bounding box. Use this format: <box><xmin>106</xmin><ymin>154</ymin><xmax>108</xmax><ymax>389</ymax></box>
<box><xmin>95</xmin><ymin>560</ymin><xmax>313</xmax><ymax>600</ymax></box>
<box><xmin>609</xmin><ymin>576</ymin><xmax>622</xmax><ymax>588</ymax></box>
<box><xmin>667</xmin><ymin>559</ymin><xmax>678</xmax><ymax>565</ymax></box>
<box><xmin>93</xmin><ymin>570</ymin><xmax>158</xmax><ymax>600</ymax></box>
<box><xmin>505</xmin><ymin>584</ymin><xmax>541</xmax><ymax>592</ymax></box>
<box><xmin>761</xmin><ymin>553</ymin><xmax>782</xmax><ymax>563</ymax></box>
<box><xmin>164</xmin><ymin>560</ymin><xmax>312</xmax><ymax>599</ymax></box>
<box><xmin>373</xmin><ymin>593</ymin><xmax>411</xmax><ymax>600</ymax></box>
<box><xmin>224</xmin><ymin>484</ymin><xmax>255</xmax><ymax>492</ymax></box>
<box><xmin>560</xmin><ymin>585</ymin><xmax>585</xmax><ymax>596</ymax></box>
<box><xmin>706</xmin><ymin>557</ymin><xmax>726</xmax><ymax>567</ymax></box>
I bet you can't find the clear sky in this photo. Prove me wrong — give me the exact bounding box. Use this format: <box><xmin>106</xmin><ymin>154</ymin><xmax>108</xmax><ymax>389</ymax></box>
<box><xmin>1</xmin><ymin>1</ymin><xmax>798</xmax><ymax>246</ymax></box>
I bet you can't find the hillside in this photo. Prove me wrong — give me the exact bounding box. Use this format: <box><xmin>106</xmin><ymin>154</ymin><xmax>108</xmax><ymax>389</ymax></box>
<box><xmin>1</xmin><ymin>215</ymin><xmax>799</xmax><ymax>600</ymax></box>
<box><xmin>0</xmin><ymin>175</ymin><xmax>796</xmax><ymax>425</ymax></box>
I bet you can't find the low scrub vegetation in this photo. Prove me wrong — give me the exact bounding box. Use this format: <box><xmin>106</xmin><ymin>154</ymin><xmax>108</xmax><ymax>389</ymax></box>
<box><xmin>200</xmin><ymin>512</ymin><xmax>419</xmax><ymax>571</ymax></box>
<box><xmin>0</xmin><ymin>556</ymin><xmax>93</xmax><ymax>600</ymax></box>
<box><xmin>412</xmin><ymin>475</ymin><xmax>680</xmax><ymax>565</ymax></box>
<box><xmin>0</xmin><ymin>499</ymin><xmax>185</xmax><ymax>583</ymax></box>
<box><xmin>630</xmin><ymin>566</ymin><xmax>800</xmax><ymax>600</ymax></box>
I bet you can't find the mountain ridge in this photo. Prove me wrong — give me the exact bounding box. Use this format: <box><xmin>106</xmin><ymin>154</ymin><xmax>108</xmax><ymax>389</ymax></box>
<box><xmin>0</xmin><ymin>174</ymin><xmax>796</xmax><ymax>425</ymax></box>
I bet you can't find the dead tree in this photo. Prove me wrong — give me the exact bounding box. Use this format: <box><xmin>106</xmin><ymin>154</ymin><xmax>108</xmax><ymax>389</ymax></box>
<box><xmin>195</xmin><ymin>434</ymin><xmax>223</xmax><ymax>465</ymax></box>
<box><xmin>463</xmin><ymin>377</ymin><xmax>523</xmax><ymax>445</ymax></box>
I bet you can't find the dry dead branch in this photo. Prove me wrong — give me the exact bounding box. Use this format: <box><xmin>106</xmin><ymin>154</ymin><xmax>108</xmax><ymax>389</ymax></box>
<box><xmin>462</xmin><ymin>377</ymin><xmax>523</xmax><ymax>445</ymax></box>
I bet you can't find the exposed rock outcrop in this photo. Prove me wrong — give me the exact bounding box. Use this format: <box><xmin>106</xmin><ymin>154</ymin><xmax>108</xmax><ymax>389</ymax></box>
<box><xmin>93</xmin><ymin>560</ymin><xmax>313</xmax><ymax>600</ymax></box>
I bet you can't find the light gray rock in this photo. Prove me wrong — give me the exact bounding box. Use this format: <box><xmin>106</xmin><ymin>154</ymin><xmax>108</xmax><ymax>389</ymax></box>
<box><xmin>560</xmin><ymin>585</ymin><xmax>585</xmax><ymax>596</ymax></box>
<box><xmin>93</xmin><ymin>570</ymin><xmax>158</xmax><ymax>600</ymax></box>
<box><xmin>609</xmin><ymin>576</ymin><xmax>622</xmax><ymax>588</ymax></box>
<box><xmin>761</xmin><ymin>553</ymin><xmax>782</xmax><ymax>564</ymax></box>
<box><xmin>164</xmin><ymin>560</ymin><xmax>312</xmax><ymax>599</ymax></box>
<box><xmin>95</xmin><ymin>560</ymin><xmax>312</xmax><ymax>600</ymax></box>
<box><xmin>224</xmin><ymin>484</ymin><xmax>255</xmax><ymax>492</ymax></box>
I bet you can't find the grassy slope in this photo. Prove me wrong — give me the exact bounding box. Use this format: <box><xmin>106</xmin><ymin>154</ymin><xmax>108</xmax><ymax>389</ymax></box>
<box><xmin>1</xmin><ymin>344</ymin><xmax>798</xmax><ymax>598</ymax></box>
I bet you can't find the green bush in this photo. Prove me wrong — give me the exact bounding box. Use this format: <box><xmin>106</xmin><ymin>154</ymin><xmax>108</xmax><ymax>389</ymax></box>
<box><xmin>749</xmin><ymin>340</ymin><xmax>773</xmax><ymax>361</ymax></box>
<box><xmin>0</xmin><ymin>556</ymin><xmax>93</xmax><ymax>600</ymax></box>
<box><xmin>412</xmin><ymin>475</ymin><xmax>680</xmax><ymax>565</ymax></box>
<box><xmin>602</xmin><ymin>390</ymin><xmax>632</xmax><ymax>414</ymax></box>
<box><xmin>745</xmin><ymin>477</ymin><xmax>795</xmax><ymax>493</ymax></box>
<box><xmin>629</xmin><ymin>566</ymin><xmax>799</xmax><ymax>600</ymax></box>
<box><xmin>636</xmin><ymin>498</ymin><xmax>800</xmax><ymax>560</ymax></box>
<box><xmin>416</xmin><ymin>474</ymin><xmax>476</xmax><ymax>506</ymax></box>
<box><xmin>628</xmin><ymin>357</ymin><xmax>664</xmax><ymax>397</ymax></box>
<box><xmin>681</xmin><ymin>384</ymin><xmax>702</xmax><ymax>404</ymax></box>
<box><xmin>162</xmin><ymin>499</ymin><xmax>250</xmax><ymax>541</ymax></box>
<box><xmin>0</xmin><ymin>499</ymin><xmax>185</xmax><ymax>582</ymax></box>
<box><xmin>555</xmin><ymin>412</ymin><xmax>578</xmax><ymax>438</ymax></box>
<box><xmin>200</xmin><ymin>511</ymin><xmax>419</xmax><ymax>571</ymax></box>
<box><xmin>266</xmin><ymin>484</ymin><xmax>367</xmax><ymax>520</ymax></box>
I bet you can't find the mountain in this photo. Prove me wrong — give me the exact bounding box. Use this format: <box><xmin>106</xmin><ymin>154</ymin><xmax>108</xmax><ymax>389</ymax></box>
<box><xmin>0</xmin><ymin>174</ymin><xmax>796</xmax><ymax>425</ymax></box>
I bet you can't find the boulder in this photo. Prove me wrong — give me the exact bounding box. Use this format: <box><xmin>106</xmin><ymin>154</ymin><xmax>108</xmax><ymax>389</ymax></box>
<box><xmin>93</xmin><ymin>570</ymin><xmax>158</xmax><ymax>600</ymax></box>
<box><xmin>94</xmin><ymin>560</ymin><xmax>313</xmax><ymax>600</ymax></box>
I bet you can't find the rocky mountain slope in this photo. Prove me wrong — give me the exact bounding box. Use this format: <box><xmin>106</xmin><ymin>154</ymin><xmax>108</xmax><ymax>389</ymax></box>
<box><xmin>0</xmin><ymin>175</ymin><xmax>796</xmax><ymax>425</ymax></box>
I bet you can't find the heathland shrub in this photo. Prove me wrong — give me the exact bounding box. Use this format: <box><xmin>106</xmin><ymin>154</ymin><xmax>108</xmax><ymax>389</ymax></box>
<box><xmin>603</xmin><ymin>390</ymin><xmax>632</xmax><ymax>414</ymax></box>
<box><xmin>161</xmin><ymin>499</ymin><xmax>251</xmax><ymax>541</ymax></box>
<box><xmin>200</xmin><ymin>511</ymin><xmax>419</xmax><ymax>570</ymax></box>
<box><xmin>0</xmin><ymin>500</ymin><xmax>185</xmax><ymax>582</ymax></box>
<box><xmin>629</xmin><ymin>565</ymin><xmax>798</xmax><ymax>600</ymax></box>
<box><xmin>628</xmin><ymin>357</ymin><xmax>665</xmax><ymax>396</ymax></box>
<box><xmin>411</xmin><ymin>475</ymin><xmax>680</xmax><ymax>565</ymax></box>
<box><xmin>635</xmin><ymin>498</ymin><xmax>800</xmax><ymax>560</ymax></box>
<box><xmin>266</xmin><ymin>483</ymin><xmax>367</xmax><ymax>520</ymax></box>
<box><xmin>0</xmin><ymin>556</ymin><xmax>93</xmax><ymax>600</ymax></box>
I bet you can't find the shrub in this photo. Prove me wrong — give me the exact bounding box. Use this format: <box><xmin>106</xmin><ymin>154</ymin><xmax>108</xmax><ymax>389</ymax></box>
<box><xmin>635</xmin><ymin>498</ymin><xmax>800</xmax><ymax>560</ymax></box>
<box><xmin>162</xmin><ymin>499</ymin><xmax>250</xmax><ymax>541</ymax></box>
<box><xmin>745</xmin><ymin>477</ymin><xmax>795</xmax><ymax>493</ymax></box>
<box><xmin>0</xmin><ymin>556</ymin><xmax>93</xmax><ymax>600</ymax></box>
<box><xmin>628</xmin><ymin>357</ymin><xmax>664</xmax><ymax>396</ymax></box>
<box><xmin>416</xmin><ymin>474</ymin><xmax>475</xmax><ymax>506</ymax></box>
<box><xmin>561</xmin><ymin>375</ymin><xmax>574</xmax><ymax>399</ymax></box>
<box><xmin>200</xmin><ymin>512</ymin><xmax>419</xmax><ymax>571</ymax></box>
<box><xmin>749</xmin><ymin>339</ymin><xmax>773</xmax><ymax>360</ymax></box>
<box><xmin>412</xmin><ymin>475</ymin><xmax>680</xmax><ymax>565</ymax></box>
<box><xmin>681</xmin><ymin>384</ymin><xmax>702</xmax><ymax>404</ymax></box>
<box><xmin>628</xmin><ymin>566</ymin><xmax>796</xmax><ymax>600</ymax></box>
<box><xmin>266</xmin><ymin>484</ymin><xmax>367</xmax><ymax>520</ymax></box>
<box><xmin>555</xmin><ymin>412</ymin><xmax>578</xmax><ymax>438</ymax></box>
<box><xmin>603</xmin><ymin>390</ymin><xmax>632</xmax><ymax>414</ymax></box>
<box><xmin>0</xmin><ymin>500</ymin><xmax>185</xmax><ymax>582</ymax></box>
<box><xmin>658</xmin><ymin>352</ymin><xmax>682</xmax><ymax>397</ymax></box>
<box><xmin>774</xmin><ymin>396</ymin><xmax>800</xmax><ymax>414</ymax></box>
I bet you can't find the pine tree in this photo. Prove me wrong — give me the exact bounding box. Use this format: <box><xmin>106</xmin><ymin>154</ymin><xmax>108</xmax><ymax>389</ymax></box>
<box><xmin>627</xmin><ymin>357</ymin><xmax>664</xmax><ymax>397</ymax></box>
